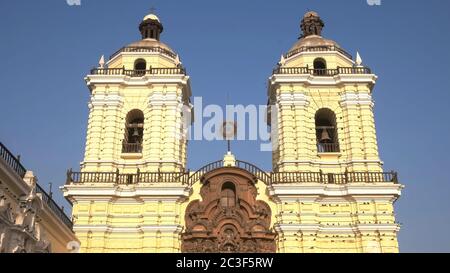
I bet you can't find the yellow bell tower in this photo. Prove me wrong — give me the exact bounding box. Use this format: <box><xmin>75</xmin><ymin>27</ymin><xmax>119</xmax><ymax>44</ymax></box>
<box><xmin>81</xmin><ymin>13</ymin><xmax>191</xmax><ymax>174</ymax></box>
<box><xmin>267</xmin><ymin>11</ymin><xmax>403</xmax><ymax>253</ymax></box>
<box><xmin>269</xmin><ymin>11</ymin><xmax>381</xmax><ymax>173</ymax></box>
<box><xmin>63</xmin><ymin>13</ymin><xmax>192</xmax><ymax>253</ymax></box>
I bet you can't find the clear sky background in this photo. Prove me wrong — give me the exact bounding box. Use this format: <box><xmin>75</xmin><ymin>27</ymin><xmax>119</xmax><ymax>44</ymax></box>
<box><xmin>1</xmin><ymin>0</ymin><xmax>449</xmax><ymax>252</ymax></box>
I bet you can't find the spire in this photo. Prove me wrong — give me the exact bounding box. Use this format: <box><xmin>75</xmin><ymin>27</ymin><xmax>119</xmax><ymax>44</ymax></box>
<box><xmin>300</xmin><ymin>11</ymin><xmax>325</xmax><ymax>38</ymax></box>
<box><xmin>139</xmin><ymin>12</ymin><xmax>163</xmax><ymax>40</ymax></box>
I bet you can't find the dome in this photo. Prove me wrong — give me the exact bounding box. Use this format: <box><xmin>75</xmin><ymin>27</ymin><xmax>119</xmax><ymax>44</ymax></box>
<box><xmin>126</xmin><ymin>38</ymin><xmax>175</xmax><ymax>55</ymax></box>
<box><xmin>289</xmin><ymin>35</ymin><xmax>339</xmax><ymax>52</ymax></box>
<box><xmin>304</xmin><ymin>11</ymin><xmax>319</xmax><ymax>18</ymax></box>
<box><xmin>143</xmin><ymin>13</ymin><xmax>160</xmax><ymax>22</ymax></box>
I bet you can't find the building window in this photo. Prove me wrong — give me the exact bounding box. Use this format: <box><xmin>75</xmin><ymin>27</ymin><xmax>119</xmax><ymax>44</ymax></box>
<box><xmin>122</xmin><ymin>109</ymin><xmax>144</xmax><ymax>153</ymax></box>
<box><xmin>220</xmin><ymin>182</ymin><xmax>236</xmax><ymax>208</ymax></box>
<box><xmin>134</xmin><ymin>59</ymin><xmax>147</xmax><ymax>76</ymax></box>
<box><xmin>313</xmin><ymin>58</ymin><xmax>327</xmax><ymax>76</ymax></box>
<box><xmin>315</xmin><ymin>108</ymin><xmax>340</xmax><ymax>153</ymax></box>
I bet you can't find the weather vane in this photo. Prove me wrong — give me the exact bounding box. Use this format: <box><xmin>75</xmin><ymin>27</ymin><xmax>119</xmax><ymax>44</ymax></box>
<box><xmin>150</xmin><ymin>6</ymin><xmax>156</xmax><ymax>14</ymax></box>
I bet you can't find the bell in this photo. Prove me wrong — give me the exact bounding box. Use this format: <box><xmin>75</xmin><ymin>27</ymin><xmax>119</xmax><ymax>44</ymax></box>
<box><xmin>132</xmin><ymin>128</ymin><xmax>140</xmax><ymax>137</ymax></box>
<box><xmin>320</xmin><ymin>128</ymin><xmax>332</xmax><ymax>142</ymax></box>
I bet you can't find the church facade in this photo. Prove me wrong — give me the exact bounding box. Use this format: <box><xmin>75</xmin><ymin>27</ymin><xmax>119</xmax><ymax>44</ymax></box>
<box><xmin>62</xmin><ymin>11</ymin><xmax>403</xmax><ymax>253</ymax></box>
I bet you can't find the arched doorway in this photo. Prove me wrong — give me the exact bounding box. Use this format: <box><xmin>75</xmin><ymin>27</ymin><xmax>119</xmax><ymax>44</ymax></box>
<box><xmin>181</xmin><ymin>167</ymin><xmax>276</xmax><ymax>253</ymax></box>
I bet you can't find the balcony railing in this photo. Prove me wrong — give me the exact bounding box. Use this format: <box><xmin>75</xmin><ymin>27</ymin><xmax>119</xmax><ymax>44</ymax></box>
<box><xmin>272</xmin><ymin>66</ymin><xmax>371</xmax><ymax>76</ymax></box>
<box><xmin>0</xmin><ymin>142</ymin><xmax>27</xmax><ymax>178</ymax></box>
<box><xmin>67</xmin><ymin>158</ymin><xmax>398</xmax><ymax>187</ymax></box>
<box><xmin>271</xmin><ymin>171</ymin><xmax>398</xmax><ymax>184</ymax></box>
<box><xmin>317</xmin><ymin>142</ymin><xmax>340</xmax><ymax>153</ymax></box>
<box><xmin>35</xmin><ymin>183</ymin><xmax>73</xmax><ymax>230</ymax></box>
<box><xmin>285</xmin><ymin>45</ymin><xmax>353</xmax><ymax>60</ymax></box>
<box><xmin>122</xmin><ymin>142</ymin><xmax>143</xmax><ymax>153</ymax></box>
<box><xmin>236</xmin><ymin>160</ymin><xmax>272</xmax><ymax>185</ymax></box>
<box><xmin>110</xmin><ymin>46</ymin><xmax>177</xmax><ymax>60</ymax></box>
<box><xmin>66</xmin><ymin>170</ymin><xmax>189</xmax><ymax>185</ymax></box>
<box><xmin>90</xmin><ymin>67</ymin><xmax>187</xmax><ymax>77</ymax></box>
<box><xmin>67</xmin><ymin>169</ymin><xmax>398</xmax><ymax>186</ymax></box>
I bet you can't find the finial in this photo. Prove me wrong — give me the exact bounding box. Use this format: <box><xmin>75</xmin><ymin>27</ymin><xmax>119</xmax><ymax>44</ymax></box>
<box><xmin>98</xmin><ymin>55</ymin><xmax>105</xmax><ymax>68</ymax></box>
<box><xmin>279</xmin><ymin>54</ymin><xmax>286</xmax><ymax>66</ymax></box>
<box><xmin>355</xmin><ymin>51</ymin><xmax>363</xmax><ymax>67</ymax></box>
<box><xmin>48</xmin><ymin>182</ymin><xmax>53</xmax><ymax>198</ymax></box>
<box><xmin>175</xmin><ymin>54</ymin><xmax>182</xmax><ymax>66</ymax></box>
<box><xmin>300</xmin><ymin>11</ymin><xmax>324</xmax><ymax>38</ymax></box>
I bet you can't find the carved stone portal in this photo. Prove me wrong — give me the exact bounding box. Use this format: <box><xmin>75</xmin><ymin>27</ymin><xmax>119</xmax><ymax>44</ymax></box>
<box><xmin>181</xmin><ymin>167</ymin><xmax>276</xmax><ymax>253</ymax></box>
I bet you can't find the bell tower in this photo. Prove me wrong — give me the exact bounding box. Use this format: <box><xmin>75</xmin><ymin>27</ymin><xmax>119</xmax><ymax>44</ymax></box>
<box><xmin>267</xmin><ymin>11</ymin><xmax>403</xmax><ymax>253</ymax></box>
<box><xmin>63</xmin><ymin>13</ymin><xmax>193</xmax><ymax>253</ymax></box>
<box><xmin>81</xmin><ymin>13</ymin><xmax>191</xmax><ymax>174</ymax></box>
<box><xmin>269</xmin><ymin>11</ymin><xmax>381</xmax><ymax>173</ymax></box>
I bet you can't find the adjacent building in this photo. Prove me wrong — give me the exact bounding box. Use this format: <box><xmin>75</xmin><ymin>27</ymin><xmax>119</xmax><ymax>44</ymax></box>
<box><xmin>0</xmin><ymin>142</ymin><xmax>78</xmax><ymax>253</ymax></box>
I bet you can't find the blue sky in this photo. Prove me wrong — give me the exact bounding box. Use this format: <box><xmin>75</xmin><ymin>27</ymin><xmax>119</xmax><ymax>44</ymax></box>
<box><xmin>1</xmin><ymin>0</ymin><xmax>449</xmax><ymax>252</ymax></box>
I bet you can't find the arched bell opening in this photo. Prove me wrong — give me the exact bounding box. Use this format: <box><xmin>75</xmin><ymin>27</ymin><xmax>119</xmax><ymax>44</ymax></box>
<box><xmin>315</xmin><ymin>108</ymin><xmax>340</xmax><ymax>153</ymax></box>
<box><xmin>122</xmin><ymin>109</ymin><xmax>144</xmax><ymax>153</ymax></box>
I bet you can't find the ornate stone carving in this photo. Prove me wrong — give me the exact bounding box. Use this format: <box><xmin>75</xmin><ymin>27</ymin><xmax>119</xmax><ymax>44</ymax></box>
<box><xmin>182</xmin><ymin>168</ymin><xmax>276</xmax><ymax>253</ymax></box>
<box><xmin>0</xmin><ymin>182</ymin><xmax>51</xmax><ymax>253</ymax></box>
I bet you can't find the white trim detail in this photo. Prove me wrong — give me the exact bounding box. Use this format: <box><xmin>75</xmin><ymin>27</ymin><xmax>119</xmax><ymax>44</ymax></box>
<box><xmin>85</xmin><ymin>74</ymin><xmax>192</xmax><ymax>99</ymax></box>
<box><xmin>63</xmin><ymin>184</ymin><xmax>191</xmax><ymax>200</ymax></box>
<box><xmin>89</xmin><ymin>94</ymin><xmax>124</xmax><ymax>108</ymax></box>
<box><xmin>277</xmin><ymin>93</ymin><xmax>310</xmax><ymax>107</ymax></box>
<box><xmin>149</xmin><ymin>92</ymin><xmax>183</xmax><ymax>107</ymax></box>
<box><xmin>340</xmin><ymin>92</ymin><xmax>374</xmax><ymax>107</ymax></box>
<box><xmin>269</xmin><ymin>74</ymin><xmax>378</xmax><ymax>88</ymax></box>
<box><xmin>80</xmin><ymin>159</ymin><xmax>184</xmax><ymax>167</ymax></box>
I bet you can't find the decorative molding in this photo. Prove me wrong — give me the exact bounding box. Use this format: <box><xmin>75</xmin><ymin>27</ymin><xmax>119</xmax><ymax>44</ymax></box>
<box><xmin>89</xmin><ymin>94</ymin><xmax>124</xmax><ymax>108</ymax></box>
<box><xmin>340</xmin><ymin>92</ymin><xmax>374</xmax><ymax>107</ymax></box>
<box><xmin>284</xmin><ymin>51</ymin><xmax>354</xmax><ymax>66</ymax></box>
<box><xmin>274</xmin><ymin>223</ymin><xmax>400</xmax><ymax>233</ymax></box>
<box><xmin>85</xmin><ymin>75</ymin><xmax>191</xmax><ymax>94</ymax></box>
<box><xmin>149</xmin><ymin>92</ymin><xmax>184</xmax><ymax>107</ymax></box>
<box><xmin>269</xmin><ymin>74</ymin><xmax>377</xmax><ymax>88</ymax></box>
<box><xmin>277</xmin><ymin>159</ymin><xmax>384</xmax><ymax>166</ymax></box>
<box><xmin>63</xmin><ymin>184</ymin><xmax>191</xmax><ymax>200</ymax></box>
<box><xmin>276</xmin><ymin>93</ymin><xmax>310</xmax><ymax>107</ymax></box>
<box><xmin>73</xmin><ymin>224</ymin><xmax>183</xmax><ymax>234</ymax></box>
<box><xmin>268</xmin><ymin>183</ymin><xmax>403</xmax><ymax>202</ymax></box>
<box><xmin>107</xmin><ymin>51</ymin><xmax>176</xmax><ymax>66</ymax></box>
